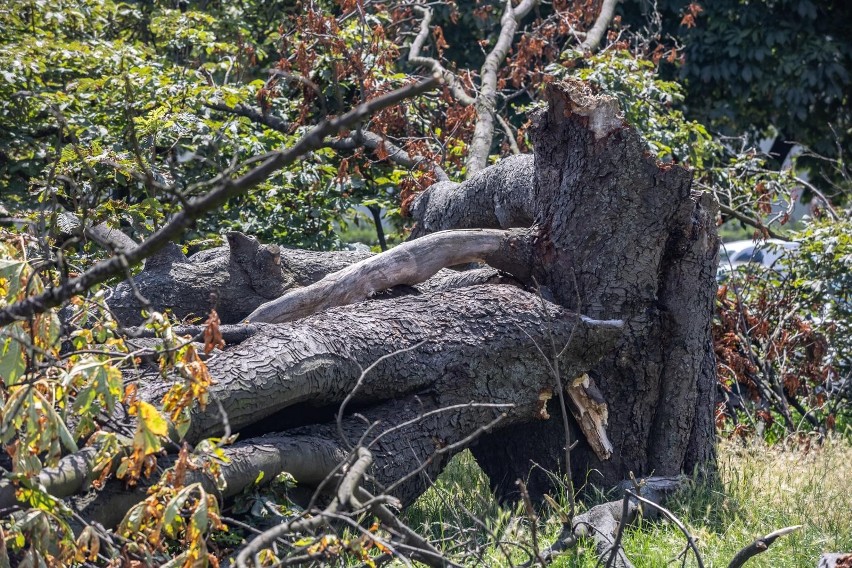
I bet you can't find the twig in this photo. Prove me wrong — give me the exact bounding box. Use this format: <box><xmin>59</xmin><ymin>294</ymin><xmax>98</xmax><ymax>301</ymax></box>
<box><xmin>623</xmin><ymin>490</ymin><xmax>704</xmax><ymax>568</ymax></box>
<box><xmin>327</xmin><ymin>129</ymin><xmax>450</xmax><ymax>182</ymax></box>
<box><xmin>336</xmin><ymin>341</ymin><xmax>427</xmax><ymax>449</ymax></box>
<box><xmin>718</xmin><ymin>203</ymin><xmax>788</xmax><ymax>241</ymax></box>
<box><xmin>726</xmin><ymin>525</ymin><xmax>801</xmax><ymax>568</ymax></box>
<box><xmin>604</xmin><ymin>492</ymin><xmax>631</xmax><ymax>568</ymax></box>
<box><xmin>497</xmin><ymin>113</ymin><xmax>521</xmax><ymax>155</ymax></box>
<box><xmin>517</xmin><ymin>479</ymin><xmax>545</xmax><ymax>567</ymax></box>
<box><xmin>205</xmin><ymin>102</ymin><xmax>291</xmax><ymax>134</ymax></box>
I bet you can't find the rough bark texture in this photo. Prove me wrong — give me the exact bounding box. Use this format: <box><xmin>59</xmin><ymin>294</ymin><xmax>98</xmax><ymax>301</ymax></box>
<box><xmin>62</xmin><ymin>286</ymin><xmax>622</xmax><ymax>527</ymax></box>
<box><xmin>108</xmin><ymin>232</ymin><xmax>372</xmax><ymax>325</ymax></box>
<box><xmin>137</xmin><ymin>286</ymin><xmax>621</xmax><ymax>444</ymax></box>
<box><xmin>412</xmin><ymin>79</ymin><xmax>719</xmax><ymax>497</ymax></box>
<box><xmin>95</xmin><ymin>78</ymin><xmax>718</xmax><ymax>516</ymax></box>
<box><xmin>107</xmin><ymin>230</ymin><xmax>519</xmax><ymax>326</ymax></box>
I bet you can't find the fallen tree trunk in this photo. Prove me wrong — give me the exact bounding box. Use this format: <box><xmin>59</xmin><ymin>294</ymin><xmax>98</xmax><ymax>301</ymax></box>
<box><xmin>138</xmin><ymin>285</ymin><xmax>621</xmax><ymax>444</ymax></box>
<box><xmin>14</xmin><ymin>285</ymin><xmax>622</xmax><ymax>527</ymax></box>
<box><xmin>65</xmin><ymin>78</ymin><xmax>719</xmax><ymax>536</ymax></box>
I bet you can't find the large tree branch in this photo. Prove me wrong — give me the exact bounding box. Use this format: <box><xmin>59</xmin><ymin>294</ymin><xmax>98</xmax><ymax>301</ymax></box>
<box><xmin>37</xmin><ymin>287</ymin><xmax>622</xmax><ymax>527</ymax></box>
<box><xmin>465</xmin><ymin>0</ymin><xmax>539</xmax><ymax>177</ymax></box>
<box><xmin>245</xmin><ymin>228</ymin><xmax>533</xmax><ymax>323</ymax></box>
<box><xmin>0</xmin><ymin>75</ymin><xmax>440</xmax><ymax>327</ymax></box>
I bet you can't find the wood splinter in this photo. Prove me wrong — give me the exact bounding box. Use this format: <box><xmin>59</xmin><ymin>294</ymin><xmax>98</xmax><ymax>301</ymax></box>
<box><xmin>567</xmin><ymin>373</ymin><xmax>613</xmax><ymax>460</ymax></box>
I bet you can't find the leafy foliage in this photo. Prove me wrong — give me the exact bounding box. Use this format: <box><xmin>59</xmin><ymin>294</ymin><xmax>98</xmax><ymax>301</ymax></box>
<box><xmin>0</xmin><ymin>232</ymin><xmax>223</xmax><ymax>565</ymax></box>
<box><xmin>1</xmin><ymin>0</ymin><xmax>852</xmax><ymax>566</ymax></box>
<box><xmin>715</xmin><ymin>216</ymin><xmax>852</xmax><ymax>440</ymax></box>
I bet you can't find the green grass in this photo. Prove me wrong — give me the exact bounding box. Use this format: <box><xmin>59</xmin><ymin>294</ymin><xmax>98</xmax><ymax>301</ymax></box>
<box><xmin>401</xmin><ymin>436</ymin><xmax>852</xmax><ymax>566</ymax></box>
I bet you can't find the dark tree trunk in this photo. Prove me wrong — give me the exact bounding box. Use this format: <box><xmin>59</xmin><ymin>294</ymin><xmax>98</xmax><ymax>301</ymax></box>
<box><xmin>411</xmin><ymin>80</ymin><xmax>720</xmax><ymax>499</ymax></box>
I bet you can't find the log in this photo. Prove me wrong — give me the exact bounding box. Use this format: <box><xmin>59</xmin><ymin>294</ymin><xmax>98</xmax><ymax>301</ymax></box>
<box><xmin>52</xmin><ymin>286</ymin><xmax>622</xmax><ymax>527</ymax></box>
<box><xmin>137</xmin><ymin>285</ymin><xmax>622</xmax><ymax>444</ymax></box>
<box><xmin>245</xmin><ymin>229</ymin><xmax>533</xmax><ymax>323</ymax></box>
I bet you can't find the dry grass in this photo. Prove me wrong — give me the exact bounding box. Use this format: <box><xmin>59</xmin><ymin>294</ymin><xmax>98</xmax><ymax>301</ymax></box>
<box><xmin>403</xmin><ymin>434</ymin><xmax>852</xmax><ymax>567</ymax></box>
<box><xmin>623</xmin><ymin>435</ymin><xmax>852</xmax><ymax>567</ymax></box>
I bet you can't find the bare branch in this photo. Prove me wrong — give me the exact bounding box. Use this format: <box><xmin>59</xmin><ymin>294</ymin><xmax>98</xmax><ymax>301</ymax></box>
<box><xmin>234</xmin><ymin>447</ymin><xmax>455</xmax><ymax>568</ymax></box>
<box><xmin>211</xmin><ymin>97</ymin><xmax>450</xmax><ymax>182</ymax></box>
<box><xmin>205</xmin><ymin>102</ymin><xmax>291</xmax><ymax>133</ymax></box>
<box><xmin>623</xmin><ymin>490</ymin><xmax>704</xmax><ymax>568</ymax></box>
<box><xmin>718</xmin><ymin>202</ymin><xmax>788</xmax><ymax>241</ymax></box>
<box><xmin>579</xmin><ymin>0</ymin><xmax>621</xmax><ymax>52</ymax></box>
<box><xmin>466</xmin><ymin>0</ymin><xmax>540</xmax><ymax>177</ymax></box>
<box><xmin>496</xmin><ymin>113</ymin><xmax>521</xmax><ymax>155</ymax></box>
<box><xmin>408</xmin><ymin>6</ymin><xmax>476</xmax><ymax>107</ymax></box>
<box><xmin>328</xmin><ymin>129</ymin><xmax>450</xmax><ymax>182</ymax></box>
<box><xmin>793</xmin><ymin>174</ymin><xmax>840</xmax><ymax>220</ymax></box>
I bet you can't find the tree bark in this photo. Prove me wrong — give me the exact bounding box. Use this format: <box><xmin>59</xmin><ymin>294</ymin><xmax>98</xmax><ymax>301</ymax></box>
<box><xmin>42</xmin><ymin>286</ymin><xmax>622</xmax><ymax>527</ymax></box>
<box><xmin>107</xmin><ymin>232</ymin><xmax>372</xmax><ymax>325</ymax></box>
<box><xmin>137</xmin><ymin>286</ymin><xmax>621</xmax><ymax>444</ymax></box>
<box><xmin>411</xmin><ymin>79</ymin><xmax>720</xmax><ymax>497</ymax></box>
<box><xmin>90</xmin><ymin>78</ymin><xmax>717</xmax><ymax>517</ymax></box>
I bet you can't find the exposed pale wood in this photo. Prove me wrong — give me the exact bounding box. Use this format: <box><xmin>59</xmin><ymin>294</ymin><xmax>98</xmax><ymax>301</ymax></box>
<box><xmin>567</xmin><ymin>373</ymin><xmax>613</xmax><ymax>460</ymax></box>
<box><xmin>245</xmin><ymin>228</ymin><xmax>531</xmax><ymax>323</ymax></box>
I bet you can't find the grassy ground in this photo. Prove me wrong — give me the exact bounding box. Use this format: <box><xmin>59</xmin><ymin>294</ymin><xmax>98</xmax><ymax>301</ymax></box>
<box><xmin>402</xmin><ymin>435</ymin><xmax>852</xmax><ymax>567</ymax></box>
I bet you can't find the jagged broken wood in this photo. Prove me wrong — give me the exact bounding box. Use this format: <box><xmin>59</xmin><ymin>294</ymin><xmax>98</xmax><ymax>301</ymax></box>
<box><xmin>566</xmin><ymin>373</ymin><xmax>613</xmax><ymax>460</ymax></box>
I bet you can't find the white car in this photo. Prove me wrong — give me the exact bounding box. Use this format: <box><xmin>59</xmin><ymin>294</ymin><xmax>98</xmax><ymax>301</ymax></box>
<box><xmin>718</xmin><ymin>239</ymin><xmax>799</xmax><ymax>279</ymax></box>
